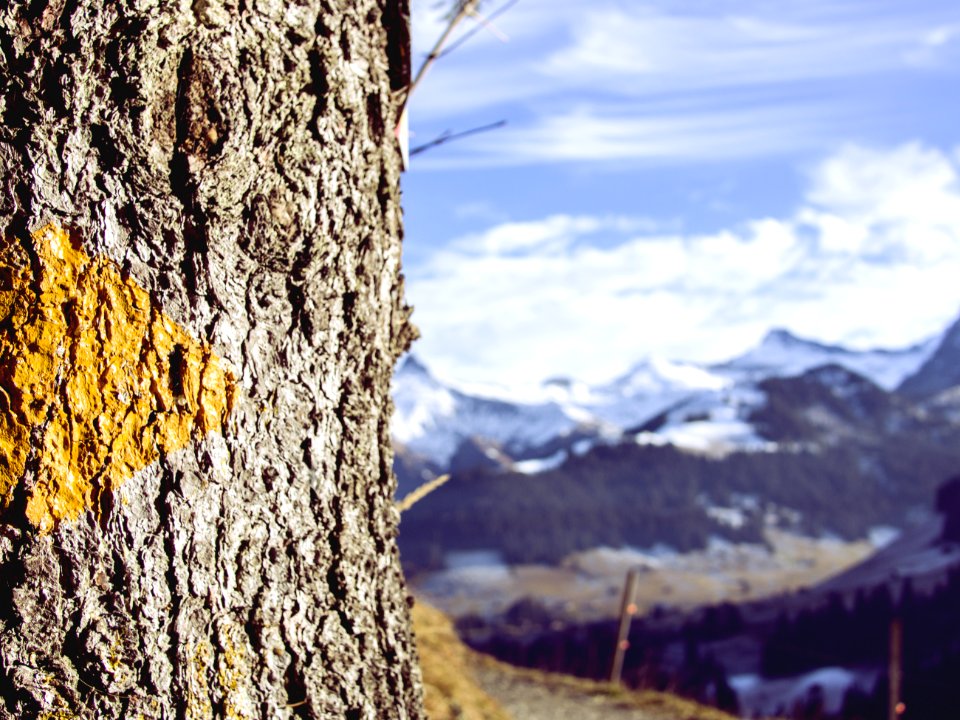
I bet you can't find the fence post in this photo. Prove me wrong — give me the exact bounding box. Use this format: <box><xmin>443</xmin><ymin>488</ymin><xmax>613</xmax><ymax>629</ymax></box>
<box><xmin>610</xmin><ymin>567</ymin><xmax>641</xmax><ymax>683</ymax></box>
<box><xmin>889</xmin><ymin>615</ymin><xmax>903</xmax><ymax>720</ymax></box>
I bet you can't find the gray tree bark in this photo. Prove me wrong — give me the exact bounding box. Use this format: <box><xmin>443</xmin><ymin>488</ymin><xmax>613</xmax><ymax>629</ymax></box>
<box><xmin>0</xmin><ymin>1</ymin><xmax>423</xmax><ymax>718</ymax></box>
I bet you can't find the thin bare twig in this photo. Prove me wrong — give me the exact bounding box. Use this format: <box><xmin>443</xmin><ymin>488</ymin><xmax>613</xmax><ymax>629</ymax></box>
<box><xmin>401</xmin><ymin>0</ymin><xmax>482</xmax><ymax>114</ymax></box>
<box><xmin>410</xmin><ymin>120</ymin><xmax>507</xmax><ymax>156</ymax></box>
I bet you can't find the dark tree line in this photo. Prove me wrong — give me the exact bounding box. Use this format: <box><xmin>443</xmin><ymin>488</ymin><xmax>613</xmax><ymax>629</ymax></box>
<box><xmin>760</xmin><ymin>569</ymin><xmax>960</xmax><ymax>719</ymax></box>
<box><xmin>399</xmin><ymin>434</ymin><xmax>960</xmax><ymax>571</ymax></box>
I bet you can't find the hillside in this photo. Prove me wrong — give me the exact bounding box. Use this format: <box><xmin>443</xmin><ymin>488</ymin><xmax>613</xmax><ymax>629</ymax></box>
<box><xmin>899</xmin><ymin>314</ymin><xmax>960</xmax><ymax>398</ymax></box>
<box><xmin>412</xmin><ymin>601</ymin><xmax>745</xmax><ymax>720</ymax></box>
<box><xmin>397</xmin><ymin>328</ymin><xmax>960</xmax><ymax>573</ymax></box>
<box><xmin>399</xmin><ymin>423</ymin><xmax>960</xmax><ymax>572</ymax></box>
<box><xmin>413</xmin><ymin>601</ymin><xmax>512</xmax><ymax>720</ymax></box>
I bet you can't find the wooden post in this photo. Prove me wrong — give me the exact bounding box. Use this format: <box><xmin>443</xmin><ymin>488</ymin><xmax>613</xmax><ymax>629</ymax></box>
<box><xmin>889</xmin><ymin>616</ymin><xmax>903</xmax><ymax>720</ymax></box>
<box><xmin>610</xmin><ymin>567</ymin><xmax>640</xmax><ymax>683</ymax></box>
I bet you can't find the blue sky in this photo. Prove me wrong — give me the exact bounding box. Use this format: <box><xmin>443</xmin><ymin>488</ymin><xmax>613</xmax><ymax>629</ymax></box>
<box><xmin>401</xmin><ymin>0</ymin><xmax>960</xmax><ymax>391</ymax></box>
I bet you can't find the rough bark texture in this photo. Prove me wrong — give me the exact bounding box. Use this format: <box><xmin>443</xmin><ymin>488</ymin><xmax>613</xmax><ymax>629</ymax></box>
<box><xmin>0</xmin><ymin>0</ymin><xmax>422</xmax><ymax>718</ymax></box>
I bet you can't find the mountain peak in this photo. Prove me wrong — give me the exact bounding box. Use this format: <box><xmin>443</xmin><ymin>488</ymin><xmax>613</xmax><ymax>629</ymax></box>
<box><xmin>760</xmin><ymin>328</ymin><xmax>839</xmax><ymax>352</ymax></box>
<box><xmin>899</xmin><ymin>311</ymin><xmax>960</xmax><ymax>399</ymax></box>
<box><xmin>763</xmin><ymin>327</ymin><xmax>802</xmax><ymax>344</ymax></box>
<box><xmin>398</xmin><ymin>353</ymin><xmax>432</xmax><ymax>377</ymax></box>
<box><xmin>717</xmin><ymin>326</ymin><xmax>935</xmax><ymax>391</ymax></box>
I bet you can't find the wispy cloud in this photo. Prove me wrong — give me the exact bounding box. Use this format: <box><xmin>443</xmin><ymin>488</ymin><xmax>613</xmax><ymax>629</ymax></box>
<box><xmin>903</xmin><ymin>22</ymin><xmax>960</xmax><ymax>65</ymax></box>
<box><xmin>409</xmin><ymin>0</ymin><xmax>960</xmax><ymax>168</ymax></box>
<box><xmin>406</xmin><ymin>143</ymin><xmax>960</xmax><ymax>389</ymax></box>
<box><xmin>416</xmin><ymin>101</ymin><xmax>850</xmax><ymax>168</ymax></box>
<box><xmin>539</xmin><ymin>6</ymin><xmax>923</xmax><ymax>93</ymax></box>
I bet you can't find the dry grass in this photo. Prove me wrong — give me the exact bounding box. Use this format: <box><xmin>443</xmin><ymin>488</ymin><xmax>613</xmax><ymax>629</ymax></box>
<box><xmin>412</xmin><ymin>601</ymin><xmax>513</xmax><ymax>720</ymax></box>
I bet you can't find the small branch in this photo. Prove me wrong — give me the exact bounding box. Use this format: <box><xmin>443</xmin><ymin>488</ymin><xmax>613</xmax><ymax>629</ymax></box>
<box><xmin>400</xmin><ymin>0</ymin><xmax>481</xmax><ymax>114</ymax></box>
<box><xmin>396</xmin><ymin>474</ymin><xmax>451</xmax><ymax>513</ymax></box>
<box><xmin>410</xmin><ymin>120</ymin><xmax>507</xmax><ymax>156</ymax></box>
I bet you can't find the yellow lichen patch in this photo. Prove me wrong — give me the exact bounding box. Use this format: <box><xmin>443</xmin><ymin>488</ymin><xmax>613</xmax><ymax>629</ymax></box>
<box><xmin>0</xmin><ymin>224</ymin><xmax>237</xmax><ymax>533</ymax></box>
<box><xmin>186</xmin><ymin>641</ymin><xmax>214</xmax><ymax>720</ymax></box>
<box><xmin>216</xmin><ymin>623</ymin><xmax>255</xmax><ymax>720</ymax></box>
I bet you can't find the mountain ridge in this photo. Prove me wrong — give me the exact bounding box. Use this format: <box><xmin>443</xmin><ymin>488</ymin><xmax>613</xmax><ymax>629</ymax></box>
<box><xmin>899</xmin><ymin>312</ymin><xmax>960</xmax><ymax>398</ymax></box>
<box><xmin>393</xmin><ymin>324</ymin><xmax>943</xmax><ymax>475</ymax></box>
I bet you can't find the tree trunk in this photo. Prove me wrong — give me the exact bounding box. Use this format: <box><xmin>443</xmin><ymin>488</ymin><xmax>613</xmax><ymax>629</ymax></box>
<box><xmin>0</xmin><ymin>1</ymin><xmax>422</xmax><ymax>718</ymax></box>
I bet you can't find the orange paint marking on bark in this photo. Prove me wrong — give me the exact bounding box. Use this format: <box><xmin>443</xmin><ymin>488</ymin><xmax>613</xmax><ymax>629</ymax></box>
<box><xmin>0</xmin><ymin>224</ymin><xmax>237</xmax><ymax>533</ymax></box>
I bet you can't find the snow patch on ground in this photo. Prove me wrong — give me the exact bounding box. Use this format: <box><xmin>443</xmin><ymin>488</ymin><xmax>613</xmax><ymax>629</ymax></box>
<box><xmin>639</xmin><ymin>418</ymin><xmax>777</xmax><ymax>456</ymax></box>
<box><xmin>731</xmin><ymin>667</ymin><xmax>878</xmax><ymax>718</ymax></box>
<box><xmin>419</xmin><ymin>551</ymin><xmax>513</xmax><ymax>599</ymax></box>
<box><xmin>706</xmin><ymin>506</ymin><xmax>748</xmax><ymax>529</ymax></box>
<box><xmin>564</xmin><ymin>545</ymin><xmax>678</xmax><ymax>575</ymax></box>
<box><xmin>630</xmin><ymin>383</ymin><xmax>777</xmax><ymax>456</ymax></box>
<box><xmin>868</xmin><ymin>526</ymin><xmax>901</xmax><ymax>548</ymax></box>
<box><xmin>514</xmin><ymin>450</ymin><xmax>568</xmax><ymax>475</ymax></box>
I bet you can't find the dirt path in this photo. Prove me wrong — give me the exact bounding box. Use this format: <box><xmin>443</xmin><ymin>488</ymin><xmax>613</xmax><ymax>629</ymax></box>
<box><xmin>472</xmin><ymin>664</ymin><xmax>648</xmax><ymax>719</ymax></box>
<box><xmin>471</xmin><ymin>660</ymin><xmax>736</xmax><ymax>720</ymax></box>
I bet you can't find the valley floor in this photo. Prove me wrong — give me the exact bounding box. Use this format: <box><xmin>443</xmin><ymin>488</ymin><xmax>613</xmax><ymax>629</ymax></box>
<box><xmin>416</xmin><ymin>530</ymin><xmax>878</xmax><ymax>622</ymax></box>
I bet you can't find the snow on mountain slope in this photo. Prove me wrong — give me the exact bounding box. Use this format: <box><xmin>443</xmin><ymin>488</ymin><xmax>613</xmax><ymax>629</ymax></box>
<box><xmin>588</xmin><ymin>356</ymin><xmax>733</xmax><ymax>428</ymax></box>
<box><xmin>392</xmin><ymin>325</ymin><xmax>948</xmax><ymax>470</ymax></box>
<box><xmin>633</xmin><ymin>384</ymin><xmax>776</xmax><ymax>456</ymax></box>
<box><xmin>391</xmin><ymin>356</ymin><xmax>581</xmax><ymax>466</ymax></box>
<box><xmin>715</xmin><ymin>328</ymin><xmax>937</xmax><ymax>390</ymax></box>
<box><xmin>818</xmin><ymin>516</ymin><xmax>960</xmax><ymax>597</ymax></box>
<box><xmin>900</xmin><ymin>313</ymin><xmax>960</xmax><ymax>398</ymax></box>
<box><xmin>392</xmin><ymin>354</ymin><xmax>737</xmax><ymax>466</ymax></box>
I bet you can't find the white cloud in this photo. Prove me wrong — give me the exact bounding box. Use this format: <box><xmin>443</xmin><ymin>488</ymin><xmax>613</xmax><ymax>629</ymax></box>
<box><xmin>412</xmin><ymin>0</ymin><xmax>935</xmax><ymax>112</ymax></box>
<box><xmin>453</xmin><ymin>200</ymin><xmax>510</xmax><ymax>223</ymax></box>
<box><xmin>807</xmin><ymin>142</ymin><xmax>960</xmax><ymax>226</ymax></box>
<box><xmin>406</xmin><ymin>143</ymin><xmax>960</xmax><ymax>389</ymax></box>
<box><xmin>924</xmin><ymin>24</ymin><xmax>960</xmax><ymax>47</ymax></box>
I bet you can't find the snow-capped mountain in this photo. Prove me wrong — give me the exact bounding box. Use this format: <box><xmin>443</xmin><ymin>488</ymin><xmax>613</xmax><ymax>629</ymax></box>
<box><xmin>582</xmin><ymin>356</ymin><xmax>734</xmax><ymax>429</ymax></box>
<box><xmin>899</xmin><ymin>314</ymin><xmax>960</xmax><ymax>398</ymax></box>
<box><xmin>712</xmin><ymin>328</ymin><xmax>938</xmax><ymax>390</ymax></box>
<box><xmin>392</xmin><ymin>326</ymin><xmax>944</xmax><ymax>471</ymax></box>
<box><xmin>392</xmin><ymin>354</ymin><xmax>743</xmax><ymax>470</ymax></box>
<box><xmin>391</xmin><ymin>355</ymin><xmax>581</xmax><ymax>467</ymax></box>
<box><xmin>396</xmin><ymin>318</ymin><xmax>960</xmax><ymax>578</ymax></box>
